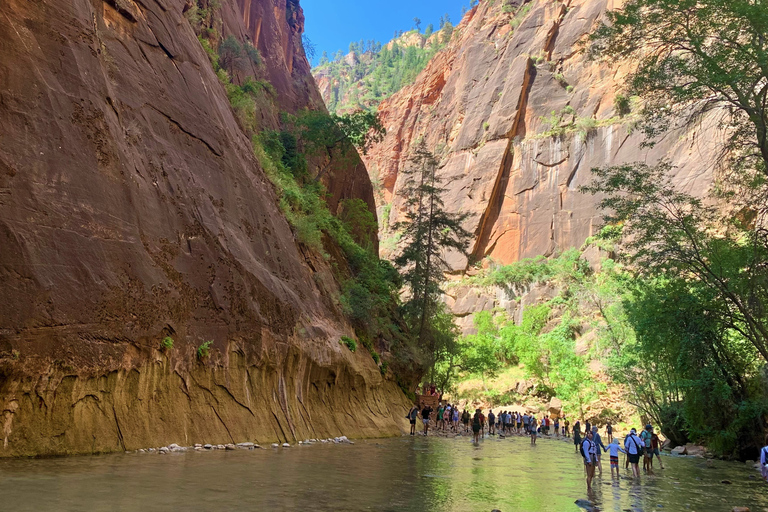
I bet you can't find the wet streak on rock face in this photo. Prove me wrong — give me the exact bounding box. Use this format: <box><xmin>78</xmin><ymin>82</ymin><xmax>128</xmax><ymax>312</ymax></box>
<box><xmin>0</xmin><ymin>0</ymin><xmax>406</xmax><ymax>456</ymax></box>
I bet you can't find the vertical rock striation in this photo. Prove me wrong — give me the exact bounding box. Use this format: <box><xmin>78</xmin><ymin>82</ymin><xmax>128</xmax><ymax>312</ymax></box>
<box><xmin>362</xmin><ymin>0</ymin><xmax>719</xmax><ymax>269</ymax></box>
<box><xmin>0</xmin><ymin>0</ymin><xmax>407</xmax><ymax>457</ymax></box>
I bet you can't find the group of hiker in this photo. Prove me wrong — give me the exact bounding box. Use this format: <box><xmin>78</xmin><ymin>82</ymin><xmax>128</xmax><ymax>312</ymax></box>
<box><xmin>407</xmin><ymin>403</ymin><xmax>576</xmax><ymax>442</ymax></box>
<box><xmin>578</xmin><ymin>423</ymin><xmax>665</xmax><ymax>490</ymax></box>
<box><xmin>407</xmin><ymin>401</ymin><xmax>679</xmax><ymax>492</ymax></box>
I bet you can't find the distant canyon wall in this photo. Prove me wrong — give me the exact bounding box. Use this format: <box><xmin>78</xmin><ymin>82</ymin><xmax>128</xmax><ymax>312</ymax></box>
<box><xmin>359</xmin><ymin>0</ymin><xmax>717</xmax><ymax>269</ymax></box>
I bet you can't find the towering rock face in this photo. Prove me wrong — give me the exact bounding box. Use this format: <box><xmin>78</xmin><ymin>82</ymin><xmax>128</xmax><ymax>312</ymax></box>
<box><xmin>363</xmin><ymin>0</ymin><xmax>718</xmax><ymax>269</ymax></box>
<box><xmin>0</xmin><ymin>0</ymin><xmax>407</xmax><ymax>457</ymax></box>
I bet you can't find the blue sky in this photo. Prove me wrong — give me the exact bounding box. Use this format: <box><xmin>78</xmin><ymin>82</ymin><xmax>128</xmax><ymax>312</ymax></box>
<box><xmin>302</xmin><ymin>0</ymin><xmax>471</xmax><ymax>65</ymax></box>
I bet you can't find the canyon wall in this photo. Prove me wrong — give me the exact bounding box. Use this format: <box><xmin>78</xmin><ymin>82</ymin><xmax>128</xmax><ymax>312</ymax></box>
<box><xmin>0</xmin><ymin>0</ymin><xmax>408</xmax><ymax>457</ymax></box>
<box><xmin>362</xmin><ymin>0</ymin><xmax>718</xmax><ymax>270</ymax></box>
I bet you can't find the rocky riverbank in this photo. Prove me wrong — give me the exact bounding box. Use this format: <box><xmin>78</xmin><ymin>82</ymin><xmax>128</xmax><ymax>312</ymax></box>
<box><xmin>132</xmin><ymin>436</ymin><xmax>355</xmax><ymax>455</ymax></box>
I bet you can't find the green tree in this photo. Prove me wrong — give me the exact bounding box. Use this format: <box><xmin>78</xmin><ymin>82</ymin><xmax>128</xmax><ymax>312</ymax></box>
<box><xmin>582</xmin><ymin>163</ymin><xmax>768</xmax><ymax>364</ymax></box>
<box><xmin>393</xmin><ymin>141</ymin><xmax>471</xmax><ymax>373</ymax></box>
<box><xmin>413</xmin><ymin>17</ymin><xmax>422</xmax><ymax>32</ymax></box>
<box><xmin>615</xmin><ymin>276</ymin><xmax>767</xmax><ymax>458</ymax></box>
<box><xmin>218</xmin><ymin>35</ymin><xmax>243</xmax><ymax>74</ymax></box>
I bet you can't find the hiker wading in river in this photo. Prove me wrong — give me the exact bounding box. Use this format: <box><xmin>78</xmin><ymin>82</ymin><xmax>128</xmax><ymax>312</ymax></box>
<box><xmin>472</xmin><ymin>409</ymin><xmax>483</xmax><ymax>444</ymax></box>
<box><xmin>624</xmin><ymin>428</ymin><xmax>644</xmax><ymax>478</ymax></box>
<box><xmin>421</xmin><ymin>404</ymin><xmax>433</xmax><ymax>436</ymax></box>
<box><xmin>581</xmin><ymin>430</ymin><xmax>597</xmax><ymax>491</ymax></box>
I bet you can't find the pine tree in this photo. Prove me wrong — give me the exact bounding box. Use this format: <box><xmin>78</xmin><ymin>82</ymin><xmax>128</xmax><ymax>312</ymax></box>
<box><xmin>393</xmin><ymin>141</ymin><xmax>471</xmax><ymax>358</ymax></box>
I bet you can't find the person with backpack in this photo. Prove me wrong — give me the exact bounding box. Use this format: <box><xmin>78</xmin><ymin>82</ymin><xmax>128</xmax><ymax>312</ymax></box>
<box><xmin>529</xmin><ymin>416</ymin><xmax>538</xmax><ymax>445</ymax></box>
<box><xmin>488</xmin><ymin>409</ymin><xmax>496</xmax><ymax>436</ymax></box>
<box><xmin>640</xmin><ymin>424</ymin><xmax>653</xmax><ymax>472</ymax></box>
<box><xmin>606</xmin><ymin>421</ymin><xmax>614</xmax><ymax>443</ymax></box>
<box><xmin>472</xmin><ymin>409</ymin><xmax>483</xmax><ymax>443</ymax></box>
<box><xmin>761</xmin><ymin>434</ymin><xmax>768</xmax><ymax>482</ymax></box>
<box><xmin>554</xmin><ymin>416</ymin><xmax>560</xmax><ymax>438</ymax></box>
<box><xmin>407</xmin><ymin>405</ymin><xmax>419</xmax><ymax>435</ymax></box>
<box><xmin>461</xmin><ymin>409</ymin><xmax>471</xmax><ymax>433</ymax></box>
<box><xmin>564</xmin><ymin>417</ymin><xmax>570</xmax><ymax>437</ymax></box>
<box><xmin>436</xmin><ymin>403</ymin><xmax>444</xmax><ymax>432</ymax></box>
<box><xmin>581</xmin><ymin>430</ymin><xmax>597</xmax><ymax>491</ymax></box>
<box><xmin>624</xmin><ymin>428</ymin><xmax>644</xmax><ymax>477</ymax></box>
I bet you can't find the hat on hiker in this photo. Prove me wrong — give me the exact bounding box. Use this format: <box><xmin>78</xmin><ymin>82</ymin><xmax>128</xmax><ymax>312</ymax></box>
<box><xmin>630</xmin><ymin>428</ymin><xmax>637</xmax><ymax>434</ymax></box>
<box><xmin>592</xmin><ymin>426</ymin><xmax>598</xmax><ymax>432</ymax></box>
<box><xmin>645</xmin><ymin>424</ymin><xmax>652</xmax><ymax>430</ymax></box>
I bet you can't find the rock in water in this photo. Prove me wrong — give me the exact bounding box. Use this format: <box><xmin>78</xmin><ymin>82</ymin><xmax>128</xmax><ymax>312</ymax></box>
<box><xmin>574</xmin><ymin>499</ymin><xmax>595</xmax><ymax>511</ymax></box>
<box><xmin>671</xmin><ymin>446</ymin><xmax>687</xmax><ymax>455</ymax></box>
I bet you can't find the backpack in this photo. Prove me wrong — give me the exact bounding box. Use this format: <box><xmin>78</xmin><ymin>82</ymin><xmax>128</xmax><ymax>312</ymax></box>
<box><xmin>628</xmin><ymin>434</ymin><xmax>643</xmax><ymax>454</ymax></box>
<box><xmin>473</xmin><ymin>413</ymin><xmax>481</xmax><ymax>427</ymax></box>
<box><xmin>409</xmin><ymin>408</ymin><xmax>418</xmax><ymax>420</ymax></box>
<box><xmin>580</xmin><ymin>439</ymin><xmax>592</xmax><ymax>459</ymax></box>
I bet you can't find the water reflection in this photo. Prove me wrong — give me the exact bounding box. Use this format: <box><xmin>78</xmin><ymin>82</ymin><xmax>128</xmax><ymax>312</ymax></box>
<box><xmin>0</xmin><ymin>435</ymin><xmax>764</xmax><ymax>511</ymax></box>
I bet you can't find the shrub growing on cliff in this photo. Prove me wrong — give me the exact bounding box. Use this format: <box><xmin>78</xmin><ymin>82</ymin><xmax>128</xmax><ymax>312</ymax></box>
<box><xmin>161</xmin><ymin>337</ymin><xmax>174</xmax><ymax>350</ymax></box>
<box><xmin>197</xmin><ymin>341</ymin><xmax>213</xmax><ymax>360</ymax></box>
<box><xmin>341</xmin><ymin>336</ymin><xmax>357</xmax><ymax>352</ymax></box>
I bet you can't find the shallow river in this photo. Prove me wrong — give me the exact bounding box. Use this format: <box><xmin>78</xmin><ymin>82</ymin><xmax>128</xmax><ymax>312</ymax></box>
<box><xmin>0</xmin><ymin>435</ymin><xmax>764</xmax><ymax>511</ymax></box>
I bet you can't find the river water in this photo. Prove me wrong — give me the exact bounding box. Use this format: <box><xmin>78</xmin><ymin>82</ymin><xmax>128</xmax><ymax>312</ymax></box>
<box><xmin>0</xmin><ymin>435</ymin><xmax>764</xmax><ymax>511</ymax></box>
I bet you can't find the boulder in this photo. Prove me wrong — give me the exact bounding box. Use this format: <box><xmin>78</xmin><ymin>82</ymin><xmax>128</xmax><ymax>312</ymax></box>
<box><xmin>671</xmin><ymin>446</ymin><xmax>686</xmax><ymax>455</ymax></box>
<box><xmin>547</xmin><ymin>397</ymin><xmax>563</xmax><ymax>416</ymax></box>
<box><xmin>684</xmin><ymin>444</ymin><xmax>706</xmax><ymax>457</ymax></box>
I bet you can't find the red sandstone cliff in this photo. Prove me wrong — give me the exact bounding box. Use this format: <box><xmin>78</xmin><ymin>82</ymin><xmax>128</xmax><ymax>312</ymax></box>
<box><xmin>0</xmin><ymin>0</ymin><xmax>407</xmax><ymax>457</ymax></box>
<box><xmin>363</xmin><ymin>0</ymin><xmax>718</xmax><ymax>270</ymax></box>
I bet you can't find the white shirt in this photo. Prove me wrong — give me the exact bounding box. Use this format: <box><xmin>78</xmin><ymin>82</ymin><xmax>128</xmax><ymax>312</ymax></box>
<box><xmin>582</xmin><ymin>438</ymin><xmax>596</xmax><ymax>463</ymax></box>
<box><xmin>624</xmin><ymin>434</ymin><xmax>643</xmax><ymax>455</ymax></box>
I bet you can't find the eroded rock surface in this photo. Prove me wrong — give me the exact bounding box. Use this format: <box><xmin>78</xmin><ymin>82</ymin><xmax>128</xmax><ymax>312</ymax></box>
<box><xmin>0</xmin><ymin>0</ymin><xmax>407</xmax><ymax>457</ymax></box>
<box><xmin>362</xmin><ymin>0</ymin><xmax>718</xmax><ymax>269</ymax></box>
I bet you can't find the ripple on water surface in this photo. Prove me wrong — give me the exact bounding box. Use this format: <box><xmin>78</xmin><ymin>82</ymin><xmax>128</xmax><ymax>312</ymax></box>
<box><xmin>0</xmin><ymin>435</ymin><xmax>765</xmax><ymax>511</ymax></box>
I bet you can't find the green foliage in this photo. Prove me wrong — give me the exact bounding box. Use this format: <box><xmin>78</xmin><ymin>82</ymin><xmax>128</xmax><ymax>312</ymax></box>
<box><xmin>218</xmin><ymin>35</ymin><xmax>243</xmax><ymax>74</ymax></box>
<box><xmin>610</xmin><ymin>276</ymin><xmax>768</xmax><ymax>458</ymax></box>
<box><xmin>313</xmin><ymin>32</ymin><xmax>450</xmax><ymax>114</ymax></box>
<box><xmin>198</xmin><ymin>36</ymin><xmax>219</xmax><ymax>69</ymax></box>
<box><xmin>197</xmin><ymin>341</ymin><xmax>213</xmax><ymax>359</ymax></box>
<box><xmin>393</xmin><ymin>141</ymin><xmax>472</xmax><ymax>358</ymax></box>
<box><xmin>468</xmin><ymin>248</ymin><xmax>589</xmax><ymax>293</ymax></box>
<box><xmin>161</xmin><ymin>337</ymin><xmax>174</xmax><ymax>350</ymax></box>
<box><xmin>510</xmin><ymin>4</ymin><xmax>532</xmax><ymax>29</ymax></box>
<box><xmin>341</xmin><ymin>336</ymin><xmax>357</xmax><ymax>352</ymax></box>
<box><xmin>254</xmin><ymin>125</ymin><xmax>402</xmax><ymax>351</ymax></box>
<box><xmin>285</xmin><ymin>109</ymin><xmax>385</xmax><ymax>163</ymax></box>
<box><xmin>613</xmin><ymin>94</ymin><xmax>631</xmax><ymax>117</ymax></box>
